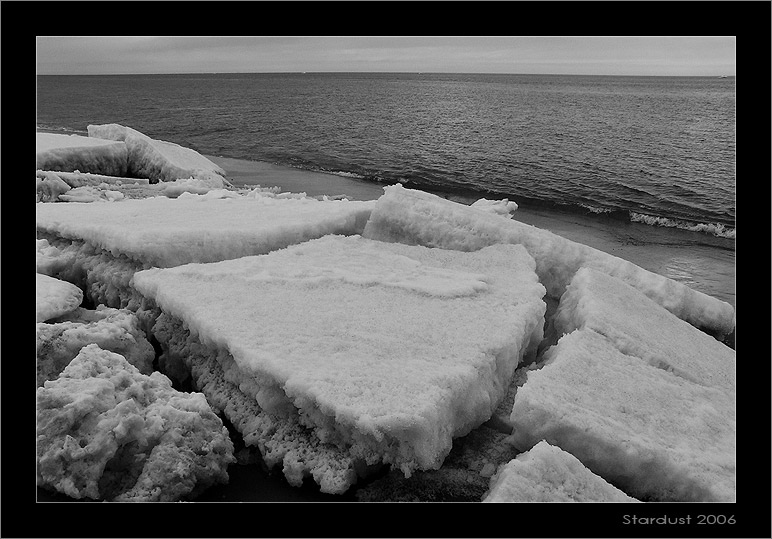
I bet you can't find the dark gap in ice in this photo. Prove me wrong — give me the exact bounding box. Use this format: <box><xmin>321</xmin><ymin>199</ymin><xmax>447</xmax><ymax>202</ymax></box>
<box><xmin>148</xmin><ymin>334</ymin><xmax>164</xmax><ymax>372</ymax></box>
<box><xmin>168</xmin><ymin>368</ymin><xmax>195</xmax><ymax>393</ymax></box>
<box><xmin>713</xmin><ymin>326</ymin><xmax>735</xmax><ymax>349</ymax></box>
<box><xmin>535</xmin><ymin>295</ymin><xmax>561</xmax><ymax>362</ymax></box>
<box><xmin>79</xmin><ymin>290</ymin><xmax>96</xmax><ymax>310</ymax></box>
<box><xmin>355</xmin><ymin>424</ymin><xmax>519</xmax><ymax>502</ymax></box>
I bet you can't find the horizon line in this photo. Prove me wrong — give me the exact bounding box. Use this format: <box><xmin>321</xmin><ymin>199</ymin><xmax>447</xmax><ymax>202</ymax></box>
<box><xmin>36</xmin><ymin>71</ymin><xmax>737</xmax><ymax>78</ymax></box>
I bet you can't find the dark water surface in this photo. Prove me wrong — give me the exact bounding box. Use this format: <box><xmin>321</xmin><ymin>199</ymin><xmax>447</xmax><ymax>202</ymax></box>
<box><xmin>37</xmin><ymin>73</ymin><xmax>736</xmax><ymax>237</ymax></box>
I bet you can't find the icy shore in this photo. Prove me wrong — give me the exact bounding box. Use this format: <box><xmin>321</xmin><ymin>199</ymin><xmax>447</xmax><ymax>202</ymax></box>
<box><xmin>35</xmin><ymin>124</ymin><xmax>736</xmax><ymax>503</ymax></box>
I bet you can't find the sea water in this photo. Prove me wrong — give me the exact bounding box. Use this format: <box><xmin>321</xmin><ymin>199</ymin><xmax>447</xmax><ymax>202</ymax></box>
<box><xmin>35</xmin><ymin>72</ymin><xmax>735</xmax><ymax>306</ymax></box>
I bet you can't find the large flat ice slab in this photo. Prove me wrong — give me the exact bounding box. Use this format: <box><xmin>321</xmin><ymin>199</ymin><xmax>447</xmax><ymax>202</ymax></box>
<box><xmin>509</xmin><ymin>329</ymin><xmax>735</xmax><ymax>502</ymax></box>
<box><xmin>36</xmin><ymin>273</ymin><xmax>83</xmax><ymax>322</ymax></box>
<box><xmin>362</xmin><ymin>184</ymin><xmax>735</xmax><ymax>336</ymax></box>
<box><xmin>483</xmin><ymin>441</ymin><xmax>639</xmax><ymax>503</ymax></box>
<box><xmin>36</xmin><ymin>133</ymin><xmax>128</xmax><ymax>177</ymax></box>
<box><xmin>88</xmin><ymin>124</ymin><xmax>227</xmax><ymax>186</ymax></box>
<box><xmin>132</xmin><ymin>235</ymin><xmax>546</xmax><ymax>491</ymax></box>
<box><xmin>36</xmin><ymin>192</ymin><xmax>375</xmax><ymax>268</ymax></box>
<box><xmin>556</xmin><ymin>267</ymin><xmax>735</xmax><ymax>392</ymax></box>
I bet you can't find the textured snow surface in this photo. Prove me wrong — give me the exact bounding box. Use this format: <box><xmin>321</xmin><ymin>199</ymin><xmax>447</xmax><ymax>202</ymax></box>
<box><xmin>36</xmin><ymin>344</ymin><xmax>235</xmax><ymax>501</ymax></box>
<box><xmin>36</xmin><ymin>273</ymin><xmax>83</xmax><ymax>322</ymax></box>
<box><xmin>555</xmin><ymin>267</ymin><xmax>735</xmax><ymax>392</ymax></box>
<box><xmin>153</xmin><ymin>314</ymin><xmax>360</xmax><ymax>494</ymax></box>
<box><xmin>36</xmin><ymin>306</ymin><xmax>155</xmax><ymax>387</ymax></box>
<box><xmin>36</xmin><ymin>172</ymin><xmax>72</xmax><ymax>202</ymax></box>
<box><xmin>37</xmin><ymin>238</ymin><xmax>150</xmax><ymax>318</ymax></box>
<box><xmin>36</xmin><ymin>193</ymin><xmax>375</xmax><ymax>267</ymax></box>
<box><xmin>57</xmin><ymin>186</ymin><xmax>125</xmax><ymax>203</ymax></box>
<box><xmin>470</xmin><ymin>197</ymin><xmax>518</xmax><ymax>218</ymax></box>
<box><xmin>483</xmin><ymin>441</ymin><xmax>639</xmax><ymax>503</ymax></box>
<box><xmin>36</xmin><ymin>239</ymin><xmax>76</xmax><ymax>276</ymax></box>
<box><xmin>134</xmin><ymin>235</ymin><xmax>546</xmax><ymax>487</ymax></box>
<box><xmin>362</xmin><ymin>184</ymin><xmax>735</xmax><ymax>336</ymax></box>
<box><xmin>36</xmin><ymin>133</ymin><xmax>129</xmax><ymax>177</ymax></box>
<box><xmin>87</xmin><ymin>124</ymin><xmax>226</xmax><ymax>185</ymax></box>
<box><xmin>36</xmin><ymin>169</ymin><xmax>150</xmax><ymax>188</ymax></box>
<box><xmin>510</xmin><ymin>329</ymin><xmax>735</xmax><ymax>502</ymax></box>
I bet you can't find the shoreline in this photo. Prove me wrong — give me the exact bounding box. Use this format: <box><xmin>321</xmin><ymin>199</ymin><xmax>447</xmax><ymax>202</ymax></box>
<box><xmin>36</xmin><ymin>135</ymin><xmax>737</xmax><ymax>504</ymax></box>
<box><xmin>208</xmin><ymin>154</ymin><xmax>735</xmax><ymax>309</ymax></box>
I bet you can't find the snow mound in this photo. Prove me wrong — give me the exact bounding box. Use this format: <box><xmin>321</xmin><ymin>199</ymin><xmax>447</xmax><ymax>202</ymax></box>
<box><xmin>36</xmin><ymin>344</ymin><xmax>235</xmax><ymax>501</ymax></box>
<box><xmin>36</xmin><ymin>239</ymin><xmax>76</xmax><ymax>276</ymax></box>
<box><xmin>483</xmin><ymin>441</ymin><xmax>639</xmax><ymax>502</ymax></box>
<box><xmin>37</xmin><ymin>305</ymin><xmax>155</xmax><ymax>387</ymax></box>
<box><xmin>133</xmin><ymin>235</ymin><xmax>546</xmax><ymax>491</ymax></box>
<box><xmin>36</xmin><ymin>133</ymin><xmax>128</xmax><ymax>177</ymax></box>
<box><xmin>362</xmin><ymin>184</ymin><xmax>735</xmax><ymax>337</ymax></box>
<box><xmin>470</xmin><ymin>197</ymin><xmax>518</xmax><ymax>218</ymax></box>
<box><xmin>36</xmin><ymin>273</ymin><xmax>83</xmax><ymax>322</ymax></box>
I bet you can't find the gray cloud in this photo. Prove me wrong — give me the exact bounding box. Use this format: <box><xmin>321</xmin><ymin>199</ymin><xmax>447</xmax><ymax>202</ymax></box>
<box><xmin>36</xmin><ymin>36</ymin><xmax>736</xmax><ymax>76</ymax></box>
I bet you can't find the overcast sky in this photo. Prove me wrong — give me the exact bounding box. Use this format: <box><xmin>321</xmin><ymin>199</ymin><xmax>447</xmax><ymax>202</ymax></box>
<box><xmin>36</xmin><ymin>36</ymin><xmax>736</xmax><ymax>76</ymax></box>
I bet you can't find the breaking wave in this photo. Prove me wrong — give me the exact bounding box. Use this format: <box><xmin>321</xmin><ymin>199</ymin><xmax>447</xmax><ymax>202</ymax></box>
<box><xmin>579</xmin><ymin>204</ymin><xmax>616</xmax><ymax>215</ymax></box>
<box><xmin>629</xmin><ymin>212</ymin><xmax>735</xmax><ymax>239</ymax></box>
<box><xmin>324</xmin><ymin>170</ymin><xmax>366</xmax><ymax>180</ymax></box>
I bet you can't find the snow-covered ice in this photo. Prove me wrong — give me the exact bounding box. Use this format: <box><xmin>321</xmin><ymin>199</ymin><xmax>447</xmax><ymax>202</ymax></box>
<box><xmin>36</xmin><ymin>192</ymin><xmax>375</xmax><ymax>317</ymax></box>
<box><xmin>36</xmin><ymin>273</ymin><xmax>83</xmax><ymax>322</ymax></box>
<box><xmin>36</xmin><ymin>133</ymin><xmax>129</xmax><ymax>177</ymax></box>
<box><xmin>154</xmin><ymin>177</ymin><xmax>230</xmax><ymax>198</ymax></box>
<box><xmin>36</xmin><ymin>239</ymin><xmax>76</xmax><ymax>277</ymax></box>
<box><xmin>36</xmin><ymin>192</ymin><xmax>375</xmax><ymax>268</ymax></box>
<box><xmin>56</xmin><ymin>185</ymin><xmax>126</xmax><ymax>203</ymax></box>
<box><xmin>470</xmin><ymin>197</ymin><xmax>518</xmax><ymax>218</ymax></box>
<box><xmin>36</xmin><ymin>344</ymin><xmax>235</xmax><ymax>501</ymax></box>
<box><xmin>132</xmin><ymin>235</ymin><xmax>546</xmax><ymax>492</ymax></box>
<box><xmin>36</xmin><ymin>306</ymin><xmax>155</xmax><ymax>387</ymax></box>
<box><xmin>36</xmin><ymin>169</ymin><xmax>150</xmax><ymax>188</ymax></box>
<box><xmin>87</xmin><ymin>124</ymin><xmax>227</xmax><ymax>186</ymax></box>
<box><xmin>555</xmin><ymin>267</ymin><xmax>735</xmax><ymax>392</ymax></box>
<box><xmin>36</xmin><ymin>173</ymin><xmax>227</xmax><ymax>203</ymax></box>
<box><xmin>509</xmin><ymin>329</ymin><xmax>735</xmax><ymax>502</ymax></box>
<box><xmin>362</xmin><ymin>184</ymin><xmax>735</xmax><ymax>337</ymax></box>
<box><xmin>483</xmin><ymin>441</ymin><xmax>639</xmax><ymax>503</ymax></box>
<box><xmin>37</xmin><ymin>125</ymin><xmax>231</xmax><ymax>188</ymax></box>
<box><xmin>152</xmin><ymin>312</ymin><xmax>362</xmax><ymax>494</ymax></box>
<box><xmin>42</xmin><ymin>240</ymin><xmax>150</xmax><ymax>319</ymax></box>
<box><xmin>36</xmin><ymin>172</ymin><xmax>72</xmax><ymax>202</ymax></box>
